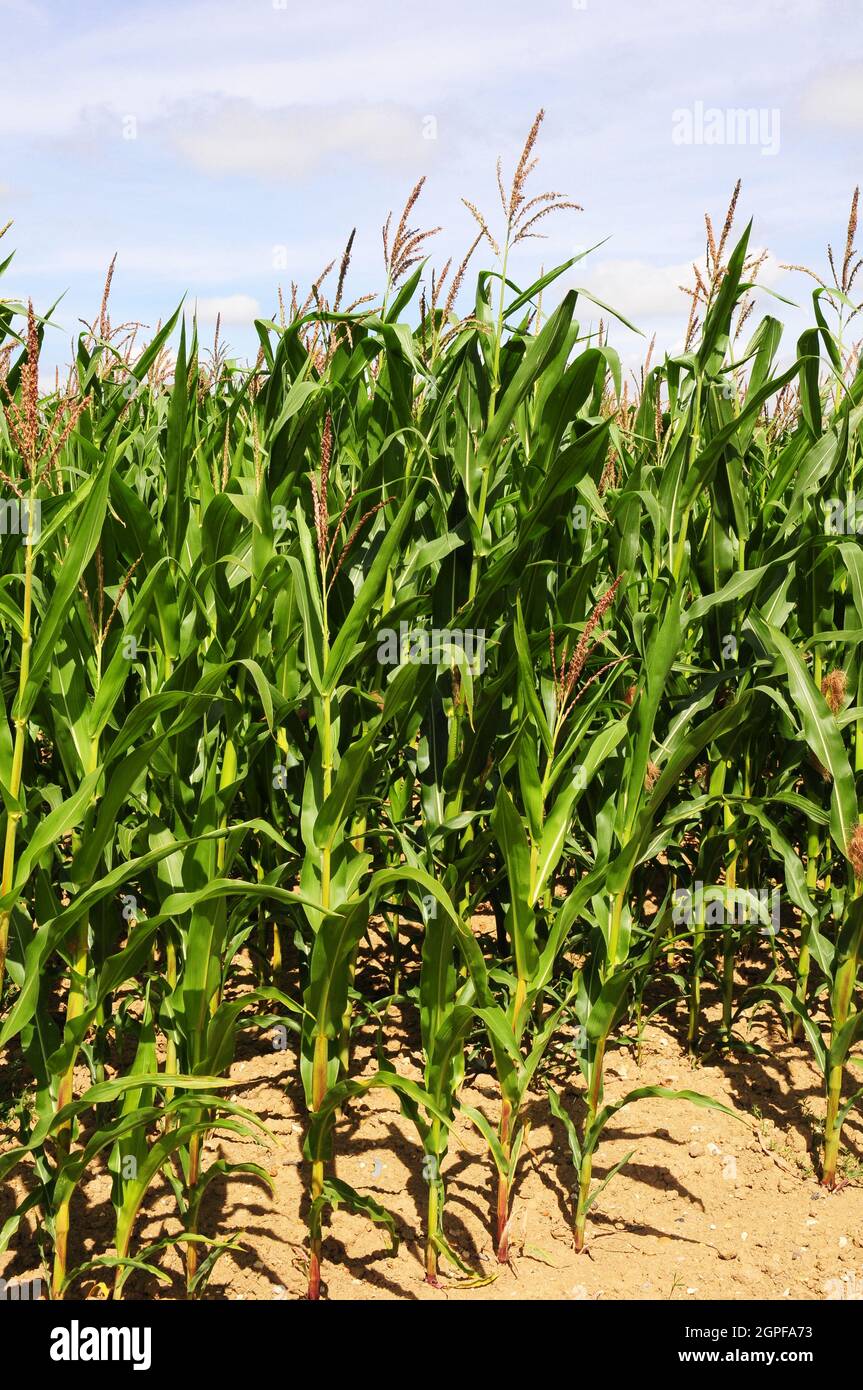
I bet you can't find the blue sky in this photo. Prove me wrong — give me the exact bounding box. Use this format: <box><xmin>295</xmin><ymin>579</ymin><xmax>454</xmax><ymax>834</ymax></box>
<box><xmin>1</xmin><ymin>0</ymin><xmax>861</xmax><ymax>378</ymax></box>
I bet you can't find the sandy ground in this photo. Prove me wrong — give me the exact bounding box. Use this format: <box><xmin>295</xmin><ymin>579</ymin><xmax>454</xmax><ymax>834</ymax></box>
<box><xmin>3</xmin><ymin>931</ymin><xmax>863</xmax><ymax>1302</ymax></box>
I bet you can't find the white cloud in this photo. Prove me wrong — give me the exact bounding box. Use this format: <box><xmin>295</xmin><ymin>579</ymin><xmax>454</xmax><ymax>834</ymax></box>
<box><xmin>193</xmin><ymin>294</ymin><xmax>260</xmax><ymax>324</ymax></box>
<box><xmin>0</xmin><ymin>4</ymin><xmax>575</xmax><ymax>139</ymax></box>
<box><xmin>574</xmin><ymin>249</ymin><xmax>783</xmax><ymax>337</ymax></box>
<box><xmin>575</xmin><ymin>258</ymin><xmax>694</xmax><ymax>323</ymax></box>
<box><xmin>0</xmin><ymin>0</ymin><xmax>45</xmax><ymax>15</ymax></box>
<box><xmin>800</xmin><ymin>65</ymin><xmax>863</xmax><ymax>128</ymax></box>
<box><xmin>16</xmin><ymin>243</ymin><xmax>307</xmax><ymax>284</ymax></box>
<box><xmin>0</xmin><ymin>0</ymin><xmax>844</xmax><ymax>146</ymax></box>
<box><xmin>166</xmin><ymin>100</ymin><xmax>433</xmax><ymax>180</ymax></box>
<box><xmin>4</xmin><ymin>0</ymin><xmax>859</xmax><ymax>377</ymax></box>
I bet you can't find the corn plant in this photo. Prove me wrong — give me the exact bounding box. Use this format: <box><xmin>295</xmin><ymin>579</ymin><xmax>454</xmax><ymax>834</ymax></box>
<box><xmin>2</xmin><ymin>134</ymin><xmax>863</xmax><ymax>1302</ymax></box>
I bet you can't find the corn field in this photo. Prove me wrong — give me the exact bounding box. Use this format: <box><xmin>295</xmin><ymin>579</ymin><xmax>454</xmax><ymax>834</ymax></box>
<box><xmin>2</xmin><ymin>117</ymin><xmax>863</xmax><ymax>1302</ymax></box>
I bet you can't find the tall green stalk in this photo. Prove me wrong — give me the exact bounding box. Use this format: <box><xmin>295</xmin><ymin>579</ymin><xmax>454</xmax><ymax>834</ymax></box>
<box><xmin>0</xmin><ymin>481</ymin><xmax>36</xmax><ymax>993</ymax></box>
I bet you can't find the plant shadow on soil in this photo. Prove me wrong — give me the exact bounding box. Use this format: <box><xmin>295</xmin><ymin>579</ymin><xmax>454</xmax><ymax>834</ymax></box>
<box><xmin>3</xmin><ymin>916</ymin><xmax>863</xmax><ymax>1300</ymax></box>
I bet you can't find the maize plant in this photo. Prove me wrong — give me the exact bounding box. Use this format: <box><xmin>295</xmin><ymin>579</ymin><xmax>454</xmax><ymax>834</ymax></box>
<box><xmin>2</xmin><ymin>126</ymin><xmax>863</xmax><ymax>1302</ymax></box>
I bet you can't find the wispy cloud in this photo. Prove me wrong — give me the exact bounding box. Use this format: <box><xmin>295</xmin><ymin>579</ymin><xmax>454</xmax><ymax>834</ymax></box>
<box><xmin>166</xmin><ymin>100</ymin><xmax>434</xmax><ymax>180</ymax></box>
<box><xmin>0</xmin><ymin>3</ymin><xmax>576</xmax><ymax>138</ymax></box>
<box><xmin>2</xmin><ymin>0</ymin><xmax>860</xmax><ymax>376</ymax></box>
<box><xmin>576</xmin><ymin>259</ymin><xmax>693</xmax><ymax>325</ymax></box>
<box><xmin>800</xmin><ymin>64</ymin><xmax>863</xmax><ymax>128</ymax></box>
<box><xmin>578</xmin><ymin>249</ymin><xmax>784</xmax><ymax>325</ymax></box>
<box><xmin>16</xmin><ymin>243</ymin><xmax>309</xmax><ymax>284</ymax></box>
<box><xmin>193</xmin><ymin>293</ymin><xmax>260</xmax><ymax>324</ymax></box>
